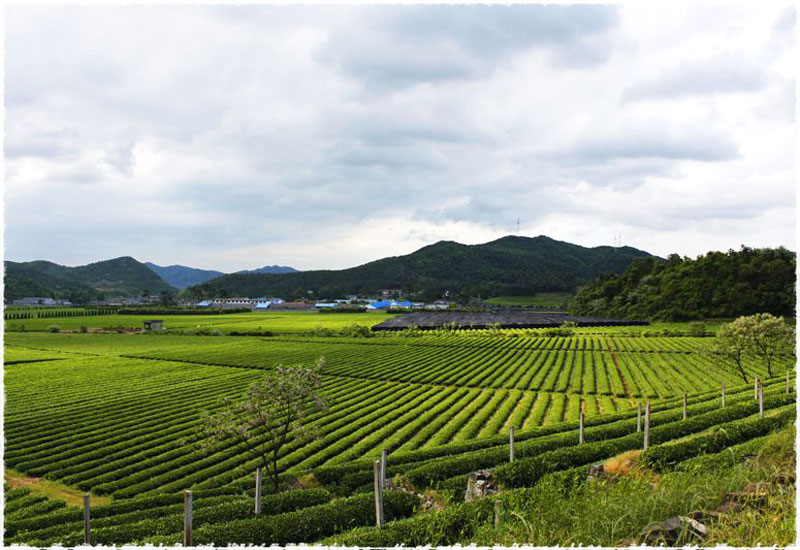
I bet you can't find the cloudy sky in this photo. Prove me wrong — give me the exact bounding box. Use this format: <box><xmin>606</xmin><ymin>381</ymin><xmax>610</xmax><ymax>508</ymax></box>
<box><xmin>4</xmin><ymin>3</ymin><xmax>796</xmax><ymax>272</ymax></box>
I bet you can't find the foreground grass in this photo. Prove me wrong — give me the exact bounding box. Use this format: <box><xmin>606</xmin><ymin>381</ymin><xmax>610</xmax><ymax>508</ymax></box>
<box><xmin>469</xmin><ymin>425</ymin><xmax>795</xmax><ymax>547</ymax></box>
<box><xmin>5</xmin><ymin>469</ymin><xmax>112</xmax><ymax>508</ymax></box>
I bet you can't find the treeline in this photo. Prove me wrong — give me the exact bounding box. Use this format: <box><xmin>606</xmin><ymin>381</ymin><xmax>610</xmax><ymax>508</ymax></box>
<box><xmin>569</xmin><ymin>246</ymin><xmax>796</xmax><ymax>321</ymax></box>
<box><xmin>116</xmin><ymin>307</ymin><xmax>250</xmax><ymax>315</ymax></box>
<box><xmin>4</xmin><ymin>309</ymin><xmax>113</xmax><ymax>321</ymax></box>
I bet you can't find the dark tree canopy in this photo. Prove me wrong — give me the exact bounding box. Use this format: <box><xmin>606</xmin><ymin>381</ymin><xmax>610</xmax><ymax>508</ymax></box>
<box><xmin>568</xmin><ymin>246</ymin><xmax>796</xmax><ymax>321</ymax></box>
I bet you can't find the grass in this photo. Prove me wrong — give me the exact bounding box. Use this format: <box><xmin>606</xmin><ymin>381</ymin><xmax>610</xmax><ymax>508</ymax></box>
<box><xmin>4</xmin><ymin>310</ymin><xmax>393</xmax><ymax>334</ymax></box>
<box><xmin>5</xmin><ymin>468</ymin><xmax>112</xmax><ymax>508</ymax></box>
<box><xmin>485</xmin><ymin>293</ymin><xmax>572</xmax><ymax>307</ymax></box>
<box><xmin>469</xmin><ymin>423</ymin><xmax>795</xmax><ymax>547</ymax></box>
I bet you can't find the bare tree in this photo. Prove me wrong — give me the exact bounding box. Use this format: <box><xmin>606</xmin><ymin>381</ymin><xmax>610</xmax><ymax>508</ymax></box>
<box><xmin>201</xmin><ymin>357</ymin><xmax>329</xmax><ymax>491</ymax></box>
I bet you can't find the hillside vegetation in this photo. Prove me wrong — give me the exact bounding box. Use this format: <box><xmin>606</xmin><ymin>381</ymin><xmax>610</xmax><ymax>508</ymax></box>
<box><xmin>187</xmin><ymin>236</ymin><xmax>654</xmax><ymax>300</ymax></box>
<box><xmin>5</xmin><ymin>257</ymin><xmax>176</xmax><ymax>302</ymax></box>
<box><xmin>569</xmin><ymin>247</ymin><xmax>795</xmax><ymax>321</ymax></box>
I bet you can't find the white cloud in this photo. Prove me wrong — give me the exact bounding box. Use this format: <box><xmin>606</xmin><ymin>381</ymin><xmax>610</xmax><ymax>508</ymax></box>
<box><xmin>3</xmin><ymin>4</ymin><xmax>796</xmax><ymax>272</ymax></box>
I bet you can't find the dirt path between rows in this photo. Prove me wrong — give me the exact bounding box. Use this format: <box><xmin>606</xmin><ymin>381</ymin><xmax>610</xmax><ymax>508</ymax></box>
<box><xmin>5</xmin><ymin>468</ymin><xmax>111</xmax><ymax>508</ymax></box>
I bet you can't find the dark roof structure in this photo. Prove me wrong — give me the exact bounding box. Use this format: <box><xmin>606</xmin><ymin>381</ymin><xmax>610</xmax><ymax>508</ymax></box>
<box><xmin>371</xmin><ymin>311</ymin><xmax>648</xmax><ymax>331</ymax></box>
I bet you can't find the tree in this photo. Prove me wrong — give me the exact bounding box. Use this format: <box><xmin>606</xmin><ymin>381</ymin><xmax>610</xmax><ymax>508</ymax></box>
<box><xmin>201</xmin><ymin>357</ymin><xmax>329</xmax><ymax>491</ymax></box>
<box><xmin>739</xmin><ymin>313</ymin><xmax>795</xmax><ymax>378</ymax></box>
<box><xmin>713</xmin><ymin>319</ymin><xmax>751</xmax><ymax>383</ymax></box>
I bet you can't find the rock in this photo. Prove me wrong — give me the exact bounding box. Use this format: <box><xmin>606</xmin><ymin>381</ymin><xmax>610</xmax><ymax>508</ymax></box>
<box><xmin>687</xmin><ymin>510</ymin><xmax>725</xmax><ymax>524</ymax></box>
<box><xmin>639</xmin><ymin>516</ymin><xmax>708</xmax><ymax>545</ymax></box>
<box><xmin>464</xmin><ymin>469</ymin><xmax>497</xmax><ymax>502</ymax></box>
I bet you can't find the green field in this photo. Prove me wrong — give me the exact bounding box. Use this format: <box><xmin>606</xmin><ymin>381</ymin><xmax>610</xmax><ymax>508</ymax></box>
<box><xmin>3</xmin><ymin>312</ymin><xmax>795</xmax><ymax>545</ymax></box>
<box><xmin>3</xmin><ymin>310</ymin><xmax>393</xmax><ymax>334</ymax></box>
<box><xmin>485</xmin><ymin>293</ymin><xmax>573</xmax><ymax>308</ymax></box>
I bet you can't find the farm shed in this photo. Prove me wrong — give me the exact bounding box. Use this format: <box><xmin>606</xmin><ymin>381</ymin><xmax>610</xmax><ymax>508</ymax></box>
<box><xmin>143</xmin><ymin>320</ymin><xmax>164</xmax><ymax>331</ymax></box>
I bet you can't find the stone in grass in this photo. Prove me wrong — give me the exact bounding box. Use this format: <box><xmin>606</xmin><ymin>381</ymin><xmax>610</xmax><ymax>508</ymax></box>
<box><xmin>464</xmin><ymin>470</ymin><xmax>497</xmax><ymax>502</ymax></box>
<box><xmin>639</xmin><ymin>515</ymin><xmax>708</xmax><ymax>545</ymax></box>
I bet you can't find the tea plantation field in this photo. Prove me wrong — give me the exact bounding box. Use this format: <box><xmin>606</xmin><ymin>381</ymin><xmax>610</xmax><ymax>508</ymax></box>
<box><xmin>3</xmin><ymin>314</ymin><xmax>794</xmax><ymax>546</ymax></box>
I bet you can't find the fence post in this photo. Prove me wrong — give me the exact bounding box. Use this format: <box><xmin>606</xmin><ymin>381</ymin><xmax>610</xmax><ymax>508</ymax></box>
<box><xmin>721</xmin><ymin>381</ymin><xmax>726</xmax><ymax>407</ymax></box>
<box><xmin>509</xmin><ymin>427</ymin><xmax>515</xmax><ymax>462</ymax></box>
<box><xmin>636</xmin><ymin>403</ymin><xmax>641</xmax><ymax>432</ymax></box>
<box><xmin>754</xmin><ymin>376</ymin><xmax>758</xmax><ymax>400</ymax></box>
<box><xmin>373</xmin><ymin>460</ymin><xmax>384</xmax><ymax>528</ymax></box>
<box><xmin>83</xmin><ymin>493</ymin><xmax>91</xmax><ymax>545</ymax></box>
<box><xmin>759</xmin><ymin>381</ymin><xmax>764</xmax><ymax>419</ymax></box>
<box><xmin>494</xmin><ymin>499</ymin><xmax>502</xmax><ymax>527</ymax></box>
<box><xmin>254</xmin><ymin>467</ymin><xmax>262</xmax><ymax>515</ymax></box>
<box><xmin>183</xmin><ymin>490</ymin><xmax>192</xmax><ymax>547</ymax></box>
<box><xmin>381</xmin><ymin>448</ymin><xmax>387</xmax><ymax>488</ymax></box>
<box><xmin>682</xmin><ymin>392</ymin><xmax>687</xmax><ymax>420</ymax></box>
<box><xmin>579</xmin><ymin>409</ymin><xmax>585</xmax><ymax>445</ymax></box>
<box><xmin>643</xmin><ymin>402</ymin><xmax>651</xmax><ymax>451</ymax></box>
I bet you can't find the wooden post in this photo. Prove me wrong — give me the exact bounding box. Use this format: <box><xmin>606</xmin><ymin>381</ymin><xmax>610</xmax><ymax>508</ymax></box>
<box><xmin>183</xmin><ymin>490</ymin><xmax>192</xmax><ymax>547</ymax></box>
<box><xmin>254</xmin><ymin>467</ymin><xmax>262</xmax><ymax>515</ymax></box>
<box><xmin>754</xmin><ymin>376</ymin><xmax>758</xmax><ymax>400</ymax></box>
<box><xmin>494</xmin><ymin>499</ymin><xmax>502</xmax><ymax>527</ymax></box>
<box><xmin>509</xmin><ymin>427</ymin><xmax>515</xmax><ymax>462</ymax></box>
<box><xmin>636</xmin><ymin>403</ymin><xmax>641</xmax><ymax>432</ymax></box>
<box><xmin>643</xmin><ymin>402</ymin><xmax>651</xmax><ymax>451</ymax></box>
<box><xmin>83</xmin><ymin>493</ymin><xmax>91</xmax><ymax>545</ymax></box>
<box><xmin>759</xmin><ymin>382</ymin><xmax>764</xmax><ymax>419</ymax></box>
<box><xmin>373</xmin><ymin>460</ymin><xmax>384</xmax><ymax>528</ymax></box>
<box><xmin>682</xmin><ymin>392</ymin><xmax>687</xmax><ymax>420</ymax></box>
<box><xmin>380</xmin><ymin>448</ymin><xmax>387</xmax><ymax>488</ymax></box>
<box><xmin>579</xmin><ymin>410</ymin><xmax>585</xmax><ymax>444</ymax></box>
<box><xmin>721</xmin><ymin>381</ymin><xmax>726</xmax><ymax>407</ymax></box>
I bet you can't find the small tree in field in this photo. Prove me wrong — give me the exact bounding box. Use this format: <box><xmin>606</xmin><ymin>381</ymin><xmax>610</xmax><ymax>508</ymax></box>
<box><xmin>740</xmin><ymin>313</ymin><xmax>794</xmax><ymax>378</ymax></box>
<box><xmin>712</xmin><ymin>319</ymin><xmax>751</xmax><ymax>384</ymax></box>
<box><xmin>201</xmin><ymin>357</ymin><xmax>329</xmax><ymax>491</ymax></box>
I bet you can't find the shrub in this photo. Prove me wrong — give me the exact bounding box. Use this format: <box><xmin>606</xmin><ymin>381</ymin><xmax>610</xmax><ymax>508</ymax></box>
<box><xmin>46</xmin><ymin>325</ymin><xmax>60</xmax><ymax>333</ymax></box>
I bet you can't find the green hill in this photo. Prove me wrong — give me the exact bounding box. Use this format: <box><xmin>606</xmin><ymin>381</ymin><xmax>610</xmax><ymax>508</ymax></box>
<box><xmin>5</xmin><ymin>257</ymin><xmax>176</xmax><ymax>303</ymax></box>
<box><xmin>186</xmin><ymin>235</ymin><xmax>656</xmax><ymax>301</ymax></box>
<box><xmin>568</xmin><ymin>246</ymin><xmax>796</xmax><ymax>321</ymax></box>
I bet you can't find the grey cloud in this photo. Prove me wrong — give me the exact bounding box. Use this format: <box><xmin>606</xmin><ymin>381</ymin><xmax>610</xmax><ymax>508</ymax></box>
<box><xmin>319</xmin><ymin>5</ymin><xmax>619</xmax><ymax>88</ymax></box>
<box><xmin>622</xmin><ymin>55</ymin><xmax>767</xmax><ymax>101</ymax></box>
<box><xmin>550</xmin><ymin>131</ymin><xmax>739</xmax><ymax>164</ymax></box>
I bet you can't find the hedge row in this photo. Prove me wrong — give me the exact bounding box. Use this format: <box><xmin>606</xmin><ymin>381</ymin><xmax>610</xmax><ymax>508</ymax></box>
<box><xmin>147</xmin><ymin>491</ymin><xmax>419</xmax><ymax>546</ymax></box>
<box><xmin>12</xmin><ymin>489</ymin><xmax>332</xmax><ymax>546</ymax></box>
<box><xmin>324</xmin><ymin>469</ymin><xmax>586</xmax><ymax>546</ymax></box>
<box><xmin>310</xmin><ymin>377</ymin><xmax>776</xmax><ymax>490</ymax></box>
<box><xmin>330</xmin><ymin>383</ymin><xmax>785</xmax><ymax>492</ymax></box>
<box><xmin>494</xmin><ymin>394</ymin><xmax>795</xmax><ymax>489</ymax></box>
<box><xmin>5</xmin><ymin>487</ymin><xmax>242</xmax><ymax>538</ymax></box>
<box><xmin>642</xmin><ymin>408</ymin><xmax>795</xmax><ymax>470</ymax></box>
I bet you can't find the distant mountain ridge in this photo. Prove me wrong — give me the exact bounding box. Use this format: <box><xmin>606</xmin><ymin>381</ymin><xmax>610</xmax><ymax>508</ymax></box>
<box><xmin>5</xmin><ymin>257</ymin><xmax>176</xmax><ymax>303</ymax></box>
<box><xmin>238</xmin><ymin>265</ymin><xmax>298</xmax><ymax>275</ymax></box>
<box><xmin>145</xmin><ymin>262</ymin><xmax>225</xmax><ymax>290</ymax></box>
<box><xmin>187</xmin><ymin>235</ymin><xmax>658</xmax><ymax>301</ymax></box>
<box><xmin>144</xmin><ymin>263</ymin><xmax>298</xmax><ymax>289</ymax></box>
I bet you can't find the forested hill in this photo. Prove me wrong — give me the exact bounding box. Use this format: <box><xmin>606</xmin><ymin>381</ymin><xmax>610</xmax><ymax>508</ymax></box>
<box><xmin>568</xmin><ymin>246</ymin><xmax>796</xmax><ymax>321</ymax></box>
<box><xmin>5</xmin><ymin>257</ymin><xmax>176</xmax><ymax>302</ymax></box>
<box><xmin>186</xmin><ymin>235</ymin><xmax>655</xmax><ymax>300</ymax></box>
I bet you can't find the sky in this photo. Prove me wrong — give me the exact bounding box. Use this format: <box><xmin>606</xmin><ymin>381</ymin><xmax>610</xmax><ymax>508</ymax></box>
<box><xmin>3</xmin><ymin>3</ymin><xmax>797</xmax><ymax>272</ymax></box>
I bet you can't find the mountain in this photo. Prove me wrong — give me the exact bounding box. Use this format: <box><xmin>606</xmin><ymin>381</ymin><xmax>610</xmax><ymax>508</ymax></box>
<box><xmin>238</xmin><ymin>265</ymin><xmax>298</xmax><ymax>275</ymax></box>
<box><xmin>5</xmin><ymin>257</ymin><xmax>176</xmax><ymax>303</ymax></box>
<box><xmin>145</xmin><ymin>262</ymin><xmax>225</xmax><ymax>290</ymax></box>
<box><xmin>569</xmin><ymin>246</ymin><xmax>796</xmax><ymax>321</ymax></box>
<box><xmin>186</xmin><ymin>235</ymin><xmax>657</xmax><ymax>301</ymax></box>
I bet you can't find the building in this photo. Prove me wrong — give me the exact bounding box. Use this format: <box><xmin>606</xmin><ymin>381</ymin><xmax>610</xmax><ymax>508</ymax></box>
<box><xmin>12</xmin><ymin>297</ymin><xmax>73</xmax><ymax>307</ymax></box>
<box><xmin>143</xmin><ymin>320</ymin><xmax>164</xmax><ymax>331</ymax></box>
